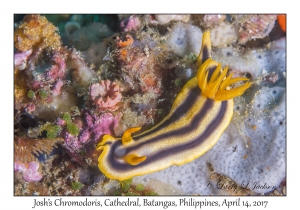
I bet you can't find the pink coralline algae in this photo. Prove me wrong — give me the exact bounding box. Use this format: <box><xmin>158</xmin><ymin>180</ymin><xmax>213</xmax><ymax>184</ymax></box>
<box><xmin>14</xmin><ymin>49</ymin><xmax>32</xmax><ymax>70</ymax></box>
<box><xmin>14</xmin><ymin>161</ymin><xmax>43</xmax><ymax>182</ymax></box>
<box><xmin>63</xmin><ymin>110</ymin><xmax>122</xmax><ymax>167</ymax></box>
<box><xmin>52</xmin><ymin>80</ymin><xmax>64</xmax><ymax>96</ymax></box>
<box><xmin>120</xmin><ymin>15</ymin><xmax>142</xmax><ymax>32</ymax></box>
<box><xmin>24</xmin><ymin>102</ymin><xmax>36</xmax><ymax>113</ymax></box>
<box><xmin>202</xmin><ymin>14</ymin><xmax>226</xmax><ymax>28</ymax></box>
<box><xmin>90</xmin><ymin>80</ymin><xmax>123</xmax><ymax>112</ymax></box>
<box><xmin>237</xmin><ymin>15</ymin><xmax>277</xmax><ymax>44</ymax></box>
<box><xmin>26</xmin><ymin>48</ymin><xmax>67</xmax><ymax>94</ymax></box>
<box><xmin>45</xmin><ymin>52</ymin><xmax>67</xmax><ymax>83</ymax></box>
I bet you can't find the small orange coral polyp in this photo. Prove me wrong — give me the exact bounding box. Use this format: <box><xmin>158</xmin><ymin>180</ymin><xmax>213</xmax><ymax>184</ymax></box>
<box><xmin>117</xmin><ymin>34</ymin><xmax>134</xmax><ymax>47</ymax></box>
<box><xmin>117</xmin><ymin>34</ymin><xmax>134</xmax><ymax>61</ymax></box>
<box><xmin>120</xmin><ymin>49</ymin><xmax>128</xmax><ymax>61</ymax></box>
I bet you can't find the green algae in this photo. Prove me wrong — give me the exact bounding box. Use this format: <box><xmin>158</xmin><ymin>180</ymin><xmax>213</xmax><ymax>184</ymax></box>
<box><xmin>135</xmin><ymin>183</ymin><xmax>145</xmax><ymax>191</ymax></box>
<box><xmin>71</xmin><ymin>182</ymin><xmax>83</xmax><ymax>191</ymax></box>
<box><xmin>62</xmin><ymin>112</ymin><xmax>72</xmax><ymax>123</ymax></box>
<box><xmin>27</xmin><ymin>90</ymin><xmax>35</xmax><ymax>99</ymax></box>
<box><xmin>46</xmin><ymin>125</ymin><xmax>61</xmax><ymax>139</ymax></box>
<box><xmin>62</xmin><ymin>112</ymin><xmax>80</xmax><ymax>136</ymax></box>
<box><xmin>40</xmin><ymin>122</ymin><xmax>62</xmax><ymax>139</ymax></box>
<box><xmin>38</xmin><ymin>89</ymin><xmax>48</xmax><ymax>99</ymax></box>
<box><xmin>112</xmin><ymin>178</ymin><xmax>158</xmax><ymax>196</ymax></box>
<box><xmin>66</xmin><ymin>122</ymin><xmax>80</xmax><ymax>136</ymax></box>
<box><xmin>120</xmin><ymin>178</ymin><xmax>133</xmax><ymax>192</ymax></box>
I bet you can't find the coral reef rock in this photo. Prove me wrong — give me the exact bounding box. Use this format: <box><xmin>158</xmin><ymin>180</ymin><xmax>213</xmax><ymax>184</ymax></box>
<box><xmin>14</xmin><ymin>14</ymin><xmax>62</xmax><ymax>52</ymax></box>
<box><xmin>89</xmin><ymin>80</ymin><xmax>123</xmax><ymax>112</ymax></box>
<box><xmin>202</xmin><ymin>14</ymin><xmax>226</xmax><ymax>28</ymax></box>
<box><xmin>235</xmin><ymin>15</ymin><xmax>277</xmax><ymax>44</ymax></box>
<box><xmin>153</xmin><ymin>15</ymin><xmax>190</xmax><ymax>25</ymax></box>
<box><xmin>63</xmin><ymin>110</ymin><xmax>122</xmax><ymax>167</ymax></box>
<box><xmin>120</xmin><ymin>15</ymin><xmax>142</xmax><ymax>32</ymax></box>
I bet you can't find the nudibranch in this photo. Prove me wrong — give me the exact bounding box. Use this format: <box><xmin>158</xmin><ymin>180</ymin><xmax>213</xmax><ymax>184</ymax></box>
<box><xmin>96</xmin><ymin>30</ymin><xmax>252</xmax><ymax>181</ymax></box>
